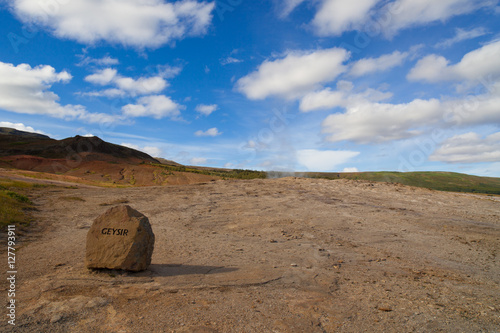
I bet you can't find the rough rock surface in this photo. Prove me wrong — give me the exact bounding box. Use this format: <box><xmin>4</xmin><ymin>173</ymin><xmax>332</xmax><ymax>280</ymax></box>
<box><xmin>3</xmin><ymin>177</ymin><xmax>499</xmax><ymax>332</ymax></box>
<box><xmin>85</xmin><ymin>205</ymin><xmax>155</xmax><ymax>271</ymax></box>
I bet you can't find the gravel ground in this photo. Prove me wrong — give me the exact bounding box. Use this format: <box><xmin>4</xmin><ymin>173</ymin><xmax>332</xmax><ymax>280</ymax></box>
<box><xmin>1</xmin><ymin>177</ymin><xmax>499</xmax><ymax>332</ymax></box>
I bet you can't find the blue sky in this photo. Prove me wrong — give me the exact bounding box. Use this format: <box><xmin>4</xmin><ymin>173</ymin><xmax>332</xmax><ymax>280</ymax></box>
<box><xmin>1</xmin><ymin>0</ymin><xmax>500</xmax><ymax>176</ymax></box>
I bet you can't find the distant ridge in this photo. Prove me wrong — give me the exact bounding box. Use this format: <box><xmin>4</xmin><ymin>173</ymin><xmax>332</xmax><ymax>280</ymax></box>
<box><xmin>0</xmin><ymin>127</ymin><xmax>50</xmax><ymax>140</ymax></box>
<box><xmin>0</xmin><ymin>128</ymin><xmax>159</xmax><ymax>164</ymax></box>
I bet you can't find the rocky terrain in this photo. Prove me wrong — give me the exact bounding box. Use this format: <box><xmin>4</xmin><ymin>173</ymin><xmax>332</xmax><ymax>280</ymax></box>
<box><xmin>1</xmin><ymin>176</ymin><xmax>499</xmax><ymax>332</ymax></box>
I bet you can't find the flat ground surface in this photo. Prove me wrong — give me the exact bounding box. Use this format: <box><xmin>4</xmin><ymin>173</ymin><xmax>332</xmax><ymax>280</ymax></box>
<box><xmin>1</xmin><ymin>177</ymin><xmax>499</xmax><ymax>332</ymax></box>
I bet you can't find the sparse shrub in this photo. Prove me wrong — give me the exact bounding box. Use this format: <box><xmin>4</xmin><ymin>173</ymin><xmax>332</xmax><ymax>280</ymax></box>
<box><xmin>6</xmin><ymin>191</ymin><xmax>31</xmax><ymax>204</ymax></box>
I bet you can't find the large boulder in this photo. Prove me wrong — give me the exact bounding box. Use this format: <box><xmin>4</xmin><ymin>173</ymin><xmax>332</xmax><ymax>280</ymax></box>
<box><xmin>85</xmin><ymin>205</ymin><xmax>155</xmax><ymax>271</ymax></box>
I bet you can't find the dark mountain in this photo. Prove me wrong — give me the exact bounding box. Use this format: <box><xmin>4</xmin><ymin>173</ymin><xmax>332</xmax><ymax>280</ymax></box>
<box><xmin>0</xmin><ymin>128</ymin><xmax>159</xmax><ymax>164</ymax></box>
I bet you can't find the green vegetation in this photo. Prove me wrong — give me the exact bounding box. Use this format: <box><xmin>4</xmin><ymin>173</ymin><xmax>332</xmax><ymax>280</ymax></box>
<box><xmin>6</xmin><ymin>191</ymin><xmax>32</xmax><ymax>203</ymax></box>
<box><xmin>151</xmin><ymin>163</ymin><xmax>267</xmax><ymax>180</ymax></box>
<box><xmin>0</xmin><ymin>178</ymin><xmax>40</xmax><ymax>230</ymax></box>
<box><xmin>308</xmin><ymin>171</ymin><xmax>500</xmax><ymax>195</ymax></box>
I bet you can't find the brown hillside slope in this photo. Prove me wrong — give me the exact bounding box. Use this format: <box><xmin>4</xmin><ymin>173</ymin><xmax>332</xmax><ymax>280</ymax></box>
<box><xmin>0</xmin><ymin>129</ymin><xmax>217</xmax><ymax>186</ymax></box>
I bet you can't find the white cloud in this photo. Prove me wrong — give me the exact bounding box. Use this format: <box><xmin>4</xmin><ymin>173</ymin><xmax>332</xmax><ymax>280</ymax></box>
<box><xmin>122</xmin><ymin>95</ymin><xmax>183</xmax><ymax>119</ymax></box>
<box><xmin>435</xmin><ymin>27</ymin><xmax>489</xmax><ymax>48</ymax></box>
<box><xmin>190</xmin><ymin>157</ymin><xmax>207</xmax><ymax>165</ymax></box>
<box><xmin>84</xmin><ymin>67</ymin><xmax>176</xmax><ymax>97</ymax></box>
<box><xmin>349</xmin><ymin>51</ymin><xmax>408</xmax><ymax>77</ymax></box>
<box><xmin>0</xmin><ymin>122</ymin><xmax>46</xmax><ymax>135</ymax></box>
<box><xmin>11</xmin><ymin>0</ymin><xmax>215</xmax><ymax>49</ymax></box>
<box><xmin>300</xmin><ymin>81</ymin><xmax>392</xmax><ymax>112</ymax></box>
<box><xmin>77</xmin><ymin>55</ymin><xmax>119</xmax><ymax>67</ymax></box>
<box><xmin>309</xmin><ymin>0</ymin><xmax>495</xmax><ymax>37</ymax></box>
<box><xmin>236</xmin><ymin>48</ymin><xmax>350</xmax><ymax>100</ymax></box>
<box><xmin>320</xmin><ymin>80</ymin><xmax>500</xmax><ymax>144</ymax></box>
<box><xmin>322</xmin><ymin>98</ymin><xmax>443</xmax><ymax>143</ymax></box>
<box><xmin>143</xmin><ymin>146</ymin><xmax>162</xmax><ymax>157</ymax></box>
<box><xmin>312</xmin><ymin>0</ymin><xmax>378</xmax><ymax>36</ymax></box>
<box><xmin>220</xmin><ymin>57</ymin><xmax>243</xmax><ymax>65</ymax></box>
<box><xmin>279</xmin><ymin>0</ymin><xmax>306</xmax><ymax>18</ymax></box>
<box><xmin>382</xmin><ymin>0</ymin><xmax>493</xmax><ymax>37</ymax></box>
<box><xmin>300</xmin><ymin>88</ymin><xmax>345</xmax><ymax>112</ymax></box>
<box><xmin>115</xmin><ymin>76</ymin><xmax>167</xmax><ymax>95</ymax></box>
<box><xmin>430</xmin><ymin>132</ymin><xmax>500</xmax><ymax>163</ymax></box>
<box><xmin>82</xmin><ymin>88</ymin><xmax>127</xmax><ymax>98</ymax></box>
<box><xmin>408</xmin><ymin>40</ymin><xmax>500</xmax><ymax>83</ymax></box>
<box><xmin>297</xmin><ymin>149</ymin><xmax>360</xmax><ymax>171</ymax></box>
<box><xmin>342</xmin><ymin>167</ymin><xmax>360</xmax><ymax>172</ymax></box>
<box><xmin>0</xmin><ymin>62</ymin><xmax>121</xmax><ymax>124</ymax></box>
<box><xmin>156</xmin><ymin>65</ymin><xmax>183</xmax><ymax>79</ymax></box>
<box><xmin>195</xmin><ymin>104</ymin><xmax>218</xmax><ymax>116</ymax></box>
<box><xmin>194</xmin><ymin>127</ymin><xmax>222</xmax><ymax>137</ymax></box>
<box><xmin>85</xmin><ymin>68</ymin><xmax>117</xmax><ymax>85</ymax></box>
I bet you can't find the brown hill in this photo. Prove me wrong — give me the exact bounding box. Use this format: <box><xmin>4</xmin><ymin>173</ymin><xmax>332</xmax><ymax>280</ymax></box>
<box><xmin>0</xmin><ymin>128</ymin><xmax>218</xmax><ymax>186</ymax></box>
<box><xmin>0</xmin><ymin>130</ymin><xmax>158</xmax><ymax>163</ymax></box>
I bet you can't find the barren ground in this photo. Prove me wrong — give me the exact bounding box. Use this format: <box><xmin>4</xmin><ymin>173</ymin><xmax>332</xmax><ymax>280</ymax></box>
<box><xmin>1</xmin><ymin>177</ymin><xmax>499</xmax><ymax>332</ymax></box>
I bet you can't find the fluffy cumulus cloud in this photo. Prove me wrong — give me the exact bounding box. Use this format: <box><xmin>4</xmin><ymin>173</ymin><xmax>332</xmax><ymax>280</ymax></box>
<box><xmin>309</xmin><ymin>0</ymin><xmax>494</xmax><ymax>37</ymax></box>
<box><xmin>320</xmin><ymin>80</ymin><xmax>500</xmax><ymax>144</ymax></box>
<box><xmin>408</xmin><ymin>40</ymin><xmax>500</xmax><ymax>82</ymax></box>
<box><xmin>322</xmin><ymin>98</ymin><xmax>443</xmax><ymax>143</ymax></box>
<box><xmin>0</xmin><ymin>62</ymin><xmax>120</xmax><ymax>123</ymax></box>
<box><xmin>194</xmin><ymin>127</ymin><xmax>221</xmax><ymax>137</ymax></box>
<box><xmin>316</xmin><ymin>41</ymin><xmax>500</xmax><ymax>144</ymax></box>
<box><xmin>300</xmin><ymin>81</ymin><xmax>392</xmax><ymax>112</ymax></box>
<box><xmin>349</xmin><ymin>51</ymin><xmax>408</xmax><ymax>77</ymax></box>
<box><xmin>84</xmin><ymin>68</ymin><xmax>169</xmax><ymax>97</ymax></box>
<box><xmin>236</xmin><ymin>48</ymin><xmax>350</xmax><ymax>99</ymax></box>
<box><xmin>0</xmin><ymin>121</ymin><xmax>46</xmax><ymax>134</ymax></box>
<box><xmin>122</xmin><ymin>95</ymin><xmax>183</xmax><ymax>119</ymax></box>
<box><xmin>11</xmin><ymin>0</ymin><xmax>215</xmax><ymax>49</ymax></box>
<box><xmin>430</xmin><ymin>132</ymin><xmax>500</xmax><ymax>163</ymax></box>
<box><xmin>195</xmin><ymin>104</ymin><xmax>218</xmax><ymax>116</ymax></box>
<box><xmin>85</xmin><ymin>68</ymin><xmax>118</xmax><ymax>85</ymax></box>
<box><xmin>297</xmin><ymin>149</ymin><xmax>360</xmax><ymax>172</ymax></box>
<box><xmin>312</xmin><ymin>0</ymin><xmax>379</xmax><ymax>36</ymax></box>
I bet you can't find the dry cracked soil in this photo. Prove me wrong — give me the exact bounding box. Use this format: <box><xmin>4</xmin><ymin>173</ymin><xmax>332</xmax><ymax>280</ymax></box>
<box><xmin>1</xmin><ymin>177</ymin><xmax>499</xmax><ymax>332</ymax></box>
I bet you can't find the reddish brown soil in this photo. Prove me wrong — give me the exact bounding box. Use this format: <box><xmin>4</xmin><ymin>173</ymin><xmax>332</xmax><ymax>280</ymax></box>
<box><xmin>0</xmin><ymin>156</ymin><xmax>218</xmax><ymax>186</ymax></box>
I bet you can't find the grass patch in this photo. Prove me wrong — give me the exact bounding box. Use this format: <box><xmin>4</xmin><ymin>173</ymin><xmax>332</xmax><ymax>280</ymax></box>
<box><xmin>0</xmin><ymin>178</ymin><xmax>37</xmax><ymax>231</ymax></box>
<box><xmin>6</xmin><ymin>191</ymin><xmax>32</xmax><ymax>204</ymax></box>
<box><xmin>151</xmin><ymin>163</ymin><xmax>267</xmax><ymax>180</ymax></box>
<box><xmin>307</xmin><ymin>171</ymin><xmax>500</xmax><ymax>195</ymax></box>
